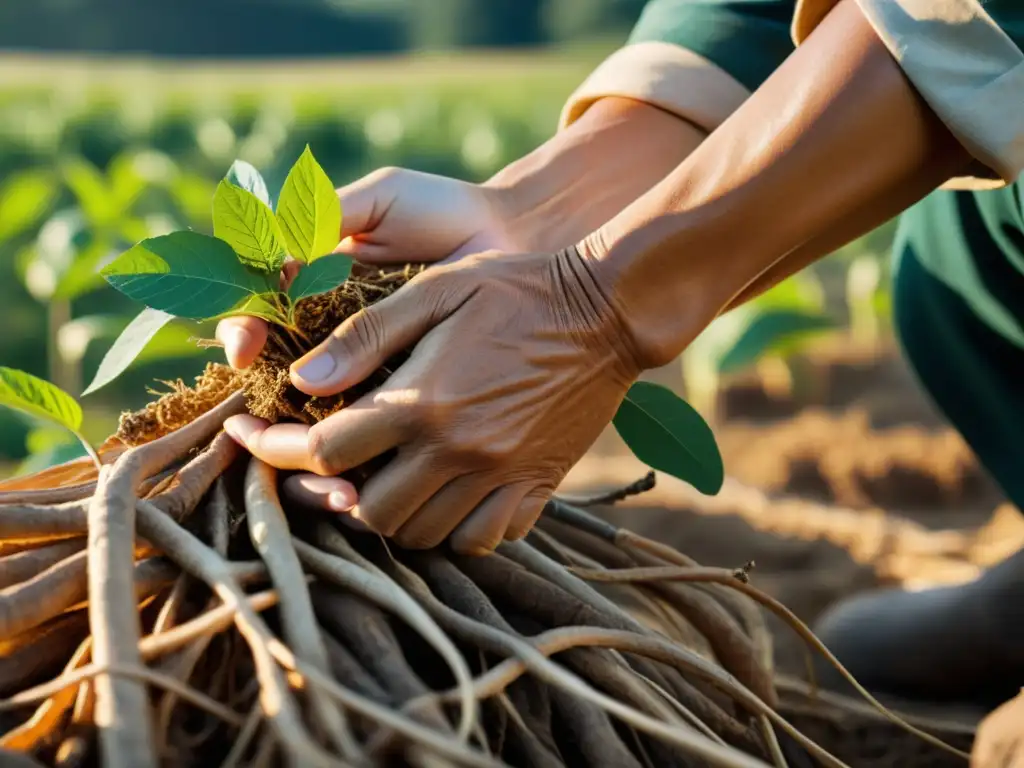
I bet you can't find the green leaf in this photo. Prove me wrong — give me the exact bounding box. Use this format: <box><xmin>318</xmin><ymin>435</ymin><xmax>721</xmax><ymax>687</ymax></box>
<box><xmin>613</xmin><ymin>381</ymin><xmax>723</xmax><ymax>495</ymax></box>
<box><xmin>82</xmin><ymin>308</ymin><xmax>175</xmax><ymax>396</ymax></box>
<box><xmin>287</xmin><ymin>254</ymin><xmax>352</xmax><ymax>303</ymax></box>
<box><xmin>226</xmin><ymin>160</ymin><xmax>271</xmax><ymax>207</ymax></box>
<box><xmin>106</xmin><ymin>153</ymin><xmax>148</xmax><ymax>213</ymax></box>
<box><xmin>53</xmin><ymin>237</ymin><xmax>115</xmax><ymax>300</ymax></box>
<box><xmin>214</xmin><ymin>293</ymin><xmax>286</xmax><ymax>324</ymax></box>
<box><xmin>213</xmin><ymin>180</ymin><xmax>286</xmax><ymax>274</ymax></box>
<box><xmin>717</xmin><ymin>309</ymin><xmax>836</xmax><ymax>375</ymax></box>
<box><xmin>62</xmin><ymin>158</ymin><xmax>115</xmax><ymax>227</ymax></box>
<box><xmin>755</xmin><ymin>272</ymin><xmax>825</xmax><ymax>313</ymax></box>
<box><xmin>0</xmin><ymin>367</ymin><xmax>82</xmax><ymax>435</ymax></box>
<box><xmin>0</xmin><ymin>170</ymin><xmax>56</xmax><ymax>242</ymax></box>
<box><xmin>275</xmin><ymin>145</ymin><xmax>341</xmax><ymax>263</ymax></box>
<box><xmin>171</xmin><ymin>172</ymin><xmax>217</xmax><ymax>226</ymax></box>
<box><xmin>101</xmin><ymin>231</ymin><xmax>267</xmax><ymax>319</ymax></box>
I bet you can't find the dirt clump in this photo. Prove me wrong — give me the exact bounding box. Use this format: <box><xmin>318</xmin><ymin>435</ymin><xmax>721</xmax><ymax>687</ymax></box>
<box><xmin>117</xmin><ymin>263</ymin><xmax>423</xmax><ymax>446</ymax></box>
<box><xmin>117</xmin><ymin>362</ymin><xmax>244</xmax><ymax>445</ymax></box>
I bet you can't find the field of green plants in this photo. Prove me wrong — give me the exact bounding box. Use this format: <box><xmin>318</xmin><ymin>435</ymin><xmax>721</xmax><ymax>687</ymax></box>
<box><xmin>0</xmin><ymin>51</ymin><xmax>894</xmax><ymax>474</ymax></box>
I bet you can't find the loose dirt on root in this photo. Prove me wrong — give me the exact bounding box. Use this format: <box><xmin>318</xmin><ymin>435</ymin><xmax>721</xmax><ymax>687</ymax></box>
<box><xmin>116</xmin><ymin>263</ymin><xmax>422</xmax><ymax>446</ymax></box>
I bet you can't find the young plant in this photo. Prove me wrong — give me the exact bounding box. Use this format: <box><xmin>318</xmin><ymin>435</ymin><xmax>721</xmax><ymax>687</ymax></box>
<box><xmin>845</xmin><ymin>253</ymin><xmax>887</xmax><ymax>347</ymax></box>
<box><xmin>681</xmin><ymin>272</ymin><xmax>836</xmax><ymax>421</ymax></box>
<box><xmin>85</xmin><ymin>146</ymin><xmax>352</xmax><ymax>395</ymax></box>
<box><xmin>0</xmin><ymin>366</ymin><xmax>99</xmax><ymax>467</ymax></box>
<box><xmin>88</xmin><ymin>145</ymin><xmax>724</xmax><ymax>496</ymax></box>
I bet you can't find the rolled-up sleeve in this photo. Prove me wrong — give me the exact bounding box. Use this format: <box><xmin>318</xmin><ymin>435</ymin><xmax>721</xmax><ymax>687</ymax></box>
<box><xmin>559</xmin><ymin>0</ymin><xmax>796</xmax><ymax>135</ymax></box>
<box><xmin>794</xmin><ymin>0</ymin><xmax>1024</xmax><ymax>188</ymax></box>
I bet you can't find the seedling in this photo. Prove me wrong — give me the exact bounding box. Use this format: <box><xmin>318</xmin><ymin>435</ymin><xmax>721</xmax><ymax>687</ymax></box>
<box><xmin>84</xmin><ymin>146</ymin><xmax>352</xmax><ymax>396</ymax></box>
<box><xmin>8</xmin><ymin>146</ymin><xmax>724</xmax><ymax>495</ymax></box>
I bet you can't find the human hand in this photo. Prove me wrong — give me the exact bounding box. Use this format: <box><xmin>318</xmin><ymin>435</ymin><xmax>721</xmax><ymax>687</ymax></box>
<box><xmin>222</xmin><ymin>246</ymin><xmax>643</xmax><ymax>554</ymax></box>
<box><xmin>216</xmin><ymin>167</ymin><xmax>526</xmax><ymax>370</ymax></box>
<box><xmin>972</xmin><ymin>690</ymin><xmax>1024</xmax><ymax>768</ymax></box>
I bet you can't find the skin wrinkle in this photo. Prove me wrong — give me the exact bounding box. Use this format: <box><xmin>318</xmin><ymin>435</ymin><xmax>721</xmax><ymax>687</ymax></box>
<box><xmin>216</xmin><ymin>1</ymin><xmax>968</xmax><ymax>558</ymax></box>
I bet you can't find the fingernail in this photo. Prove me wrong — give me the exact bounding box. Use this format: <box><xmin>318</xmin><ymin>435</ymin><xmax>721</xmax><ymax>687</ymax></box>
<box><xmin>327</xmin><ymin>490</ymin><xmax>356</xmax><ymax>513</ymax></box>
<box><xmin>223</xmin><ymin>415</ymin><xmax>257</xmax><ymax>450</ymax></box>
<box><xmin>223</xmin><ymin>417</ymin><xmax>242</xmax><ymax>444</ymax></box>
<box><xmin>294</xmin><ymin>353</ymin><xmax>336</xmax><ymax>383</ymax></box>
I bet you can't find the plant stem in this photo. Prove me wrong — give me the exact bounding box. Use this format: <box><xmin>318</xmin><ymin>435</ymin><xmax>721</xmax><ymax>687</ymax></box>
<box><xmin>72</xmin><ymin>430</ymin><xmax>102</xmax><ymax>470</ymax></box>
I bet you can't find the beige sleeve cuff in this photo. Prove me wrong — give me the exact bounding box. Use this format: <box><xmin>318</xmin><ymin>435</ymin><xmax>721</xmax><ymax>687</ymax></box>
<box><xmin>558</xmin><ymin>41</ymin><xmax>752</xmax><ymax>135</ymax></box>
<box><xmin>794</xmin><ymin>0</ymin><xmax>1024</xmax><ymax>190</ymax></box>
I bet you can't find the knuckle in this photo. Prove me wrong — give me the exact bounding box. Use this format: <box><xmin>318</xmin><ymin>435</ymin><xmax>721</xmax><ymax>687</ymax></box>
<box><xmin>394</xmin><ymin>529</ymin><xmax>443</xmax><ymax>551</ymax></box>
<box><xmin>354</xmin><ymin>307</ymin><xmax>388</xmax><ymax>353</ymax></box>
<box><xmin>306</xmin><ymin>425</ymin><xmax>340</xmax><ymax>476</ymax></box>
<box><xmin>443</xmin><ymin>437</ymin><xmax>505</xmax><ymax>470</ymax></box>
<box><xmin>368</xmin><ymin>165</ymin><xmax>404</xmax><ymax>186</ymax></box>
<box><xmin>331</xmin><ymin>306</ymin><xmax>387</xmax><ymax>358</ymax></box>
<box><xmin>410</xmin><ymin>398</ymin><xmax>449</xmax><ymax>434</ymax></box>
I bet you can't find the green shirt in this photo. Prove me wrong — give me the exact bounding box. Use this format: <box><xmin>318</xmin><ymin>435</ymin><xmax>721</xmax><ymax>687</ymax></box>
<box><xmin>629</xmin><ymin>0</ymin><xmax>1024</xmax><ymax>348</ymax></box>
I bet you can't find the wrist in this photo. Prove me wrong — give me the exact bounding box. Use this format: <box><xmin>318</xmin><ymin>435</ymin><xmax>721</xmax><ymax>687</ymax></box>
<box><xmin>482</xmin><ymin>97</ymin><xmax>705</xmax><ymax>253</ymax></box>
<box><xmin>577</xmin><ymin>211</ymin><xmax>738</xmax><ymax>372</ymax></box>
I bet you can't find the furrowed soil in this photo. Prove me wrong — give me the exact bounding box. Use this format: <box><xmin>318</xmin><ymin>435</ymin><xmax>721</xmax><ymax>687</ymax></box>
<box><xmin>566</xmin><ymin>339</ymin><xmax>1024</xmax><ymax>764</ymax></box>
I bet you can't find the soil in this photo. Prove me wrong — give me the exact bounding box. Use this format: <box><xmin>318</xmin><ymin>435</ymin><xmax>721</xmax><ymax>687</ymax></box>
<box><xmin>566</xmin><ymin>337</ymin><xmax>1024</xmax><ymax>764</ymax></box>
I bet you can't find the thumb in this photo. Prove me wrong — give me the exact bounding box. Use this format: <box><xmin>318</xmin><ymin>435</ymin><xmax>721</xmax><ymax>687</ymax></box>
<box><xmin>289</xmin><ymin>273</ymin><xmax>456</xmax><ymax>397</ymax></box>
<box><xmin>334</xmin><ymin>168</ymin><xmax>402</xmax><ymax>243</ymax></box>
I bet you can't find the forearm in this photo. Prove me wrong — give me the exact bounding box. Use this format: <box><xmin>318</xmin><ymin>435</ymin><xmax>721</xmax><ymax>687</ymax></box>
<box><xmin>484</xmin><ymin>97</ymin><xmax>708</xmax><ymax>252</ymax></box>
<box><xmin>586</xmin><ymin>0</ymin><xmax>971</xmax><ymax>367</ymax></box>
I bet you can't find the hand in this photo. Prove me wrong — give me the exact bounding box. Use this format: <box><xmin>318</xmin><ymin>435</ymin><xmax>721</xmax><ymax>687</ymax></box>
<box><xmin>222</xmin><ymin>247</ymin><xmax>641</xmax><ymax>554</ymax></box>
<box><xmin>216</xmin><ymin>168</ymin><xmax>525</xmax><ymax>370</ymax></box>
<box><xmin>972</xmin><ymin>690</ymin><xmax>1024</xmax><ymax>768</ymax></box>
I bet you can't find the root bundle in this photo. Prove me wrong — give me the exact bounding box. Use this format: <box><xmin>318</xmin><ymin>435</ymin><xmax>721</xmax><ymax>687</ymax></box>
<box><xmin>0</xmin><ymin>269</ymin><xmax>970</xmax><ymax>767</ymax></box>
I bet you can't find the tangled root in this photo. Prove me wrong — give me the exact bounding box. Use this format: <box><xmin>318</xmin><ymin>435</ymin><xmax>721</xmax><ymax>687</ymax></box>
<box><xmin>1</xmin><ymin>262</ymin><xmax>970</xmax><ymax>767</ymax></box>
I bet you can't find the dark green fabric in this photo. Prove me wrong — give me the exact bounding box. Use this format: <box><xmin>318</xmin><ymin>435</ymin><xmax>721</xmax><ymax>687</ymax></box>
<box><xmin>980</xmin><ymin>0</ymin><xmax>1024</xmax><ymax>50</ymax></box>
<box><xmin>627</xmin><ymin>0</ymin><xmax>795</xmax><ymax>92</ymax></box>
<box><xmin>895</xmin><ymin>189</ymin><xmax>1024</xmax><ymax>348</ymax></box>
<box><xmin>626</xmin><ymin>0</ymin><xmax>1024</xmax><ymax>496</ymax></box>
<box><xmin>629</xmin><ymin>0</ymin><xmax>1024</xmax><ymax>347</ymax></box>
<box><xmin>892</xmin><ymin>241</ymin><xmax>1024</xmax><ymax>510</ymax></box>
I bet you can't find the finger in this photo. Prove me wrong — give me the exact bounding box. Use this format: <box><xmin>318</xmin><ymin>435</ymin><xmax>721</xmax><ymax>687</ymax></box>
<box><xmin>223</xmin><ymin>415</ymin><xmax>317</xmax><ymax>473</ymax></box>
<box><xmin>352</xmin><ymin>449</ymin><xmax>450</xmax><ymax>536</ymax></box>
<box><xmin>335</xmin><ymin>239</ymin><xmax>403</xmax><ymax>262</ymax></box>
<box><xmin>281</xmin><ymin>473</ymin><xmax>369</xmax><ymax>531</ymax></box>
<box><xmin>305</xmin><ymin>396</ymin><xmax>407</xmax><ymax>476</ymax></box>
<box><xmin>215</xmin><ymin>316</ymin><xmax>268</xmax><ymax>370</ymax></box>
<box><xmin>281</xmin><ymin>474</ymin><xmax>358</xmax><ymax>514</ymax></box>
<box><xmin>336</xmin><ymin>169</ymin><xmax>400</xmax><ymax>241</ymax></box>
<box><xmin>393</xmin><ymin>473</ymin><xmax>494</xmax><ymax>551</ymax></box>
<box><xmin>448</xmin><ymin>482</ymin><xmax>533</xmax><ymax>556</ymax></box>
<box><xmin>503</xmin><ymin>489</ymin><xmax>550</xmax><ymax>542</ymax></box>
<box><xmin>289</xmin><ymin>273</ymin><xmax>457</xmax><ymax>396</ymax></box>
<box><xmin>280</xmin><ymin>259</ymin><xmax>302</xmax><ymax>290</ymax></box>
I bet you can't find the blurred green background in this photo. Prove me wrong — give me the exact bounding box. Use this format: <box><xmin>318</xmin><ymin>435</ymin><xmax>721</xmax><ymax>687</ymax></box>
<box><xmin>0</xmin><ymin>0</ymin><xmax>895</xmax><ymax>475</ymax></box>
